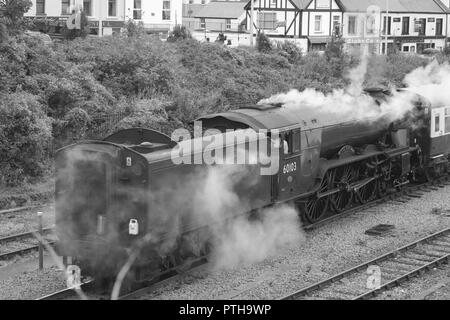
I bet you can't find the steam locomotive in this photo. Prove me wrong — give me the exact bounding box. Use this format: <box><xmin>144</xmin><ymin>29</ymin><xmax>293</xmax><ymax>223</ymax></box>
<box><xmin>55</xmin><ymin>88</ymin><xmax>450</xmax><ymax>286</ymax></box>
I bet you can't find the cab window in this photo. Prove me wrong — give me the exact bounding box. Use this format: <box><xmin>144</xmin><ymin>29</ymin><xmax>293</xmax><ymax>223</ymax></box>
<box><xmin>282</xmin><ymin>129</ymin><xmax>301</xmax><ymax>155</ymax></box>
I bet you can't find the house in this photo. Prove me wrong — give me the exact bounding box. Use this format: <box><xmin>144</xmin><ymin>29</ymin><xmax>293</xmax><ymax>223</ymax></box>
<box><xmin>24</xmin><ymin>0</ymin><xmax>183</xmax><ymax>37</ymax></box>
<box><xmin>244</xmin><ymin>0</ymin><xmax>450</xmax><ymax>54</ymax></box>
<box><xmin>244</xmin><ymin>0</ymin><xmax>344</xmax><ymax>53</ymax></box>
<box><xmin>187</xmin><ymin>0</ymin><xmax>248</xmax><ymax>45</ymax></box>
<box><xmin>340</xmin><ymin>0</ymin><xmax>450</xmax><ymax>54</ymax></box>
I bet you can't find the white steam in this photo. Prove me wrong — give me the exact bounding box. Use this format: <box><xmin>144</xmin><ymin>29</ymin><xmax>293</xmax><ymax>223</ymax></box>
<box><xmin>404</xmin><ymin>60</ymin><xmax>450</xmax><ymax>106</ymax></box>
<box><xmin>258</xmin><ymin>55</ymin><xmax>448</xmax><ymax>126</ymax></box>
<box><xmin>211</xmin><ymin>205</ymin><xmax>303</xmax><ymax>270</ymax></box>
<box><xmin>146</xmin><ymin>164</ymin><xmax>304</xmax><ymax>270</ymax></box>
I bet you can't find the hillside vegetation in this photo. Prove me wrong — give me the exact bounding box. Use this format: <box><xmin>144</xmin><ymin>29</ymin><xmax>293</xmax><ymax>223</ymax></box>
<box><xmin>0</xmin><ymin>24</ymin><xmax>434</xmax><ymax>187</ymax></box>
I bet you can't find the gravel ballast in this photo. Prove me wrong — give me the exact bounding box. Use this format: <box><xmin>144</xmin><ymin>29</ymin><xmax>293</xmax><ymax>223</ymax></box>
<box><xmin>142</xmin><ymin>185</ymin><xmax>450</xmax><ymax>300</ymax></box>
<box><xmin>1</xmin><ymin>186</ymin><xmax>450</xmax><ymax>300</ymax></box>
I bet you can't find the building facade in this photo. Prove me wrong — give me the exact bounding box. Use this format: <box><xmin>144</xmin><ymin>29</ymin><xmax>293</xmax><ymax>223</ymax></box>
<box><xmin>24</xmin><ymin>0</ymin><xmax>182</xmax><ymax>36</ymax></box>
<box><xmin>244</xmin><ymin>0</ymin><xmax>450</xmax><ymax>54</ymax></box>
<box><xmin>340</xmin><ymin>0</ymin><xmax>450</xmax><ymax>55</ymax></box>
<box><xmin>185</xmin><ymin>0</ymin><xmax>248</xmax><ymax>46</ymax></box>
<box><xmin>243</xmin><ymin>0</ymin><xmax>344</xmax><ymax>53</ymax></box>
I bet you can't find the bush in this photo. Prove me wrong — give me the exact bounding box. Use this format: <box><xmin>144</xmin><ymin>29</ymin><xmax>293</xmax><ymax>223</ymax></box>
<box><xmin>167</xmin><ymin>25</ymin><xmax>191</xmax><ymax>42</ymax></box>
<box><xmin>276</xmin><ymin>41</ymin><xmax>302</xmax><ymax>64</ymax></box>
<box><xmin>124</xmin><ymin>19</ymin><xmax>145</xmax><ymax>38</ymax></box>
<box><xmin>256</xmin><ymin>32</ymin><xmax>272</xmax><ymax>53</ymax></box>
<box><xmin>0</xmin><ymin>92</ymin><xmax>52</xmax><ymax>186</ymax></box>
<box><xmin>115</xmin><ymin>98</ymin><xmax>172</xmax><ymax>133</ymax></box>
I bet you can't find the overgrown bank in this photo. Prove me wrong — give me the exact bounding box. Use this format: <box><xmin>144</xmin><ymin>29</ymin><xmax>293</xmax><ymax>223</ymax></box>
<box><xmin>0</xmin><ymin>29</ymin><xmax>436</xmax><ymax>198</ymax></box>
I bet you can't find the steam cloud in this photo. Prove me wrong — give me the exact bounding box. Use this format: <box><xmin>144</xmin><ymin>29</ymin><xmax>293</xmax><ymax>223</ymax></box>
<box><xmin>257</xmin><ymin>55</ymin><xmax>450</xmax><ymax>126</ymax></box>
<box><xmin>146</xmin><ymin>164</ymin><xmax>304</xmax><ymax>271</ymax></box>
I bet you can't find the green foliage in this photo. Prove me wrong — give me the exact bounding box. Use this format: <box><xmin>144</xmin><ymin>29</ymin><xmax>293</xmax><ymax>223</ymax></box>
<box><xmin>167</xmin><ymin>25</ymin><xmax>191</xmax><ymax>42</ymax></box>
<box><xmin>0</xmin><ymin>22</ymin><xmax>7</xmax><ymax>42</ymax></box>
<box><xmin>124</xmin><ymin>18</ymin><xmax>145</xmax><ymax>38</ymax></box>
<box><xmin>0</xmin><ymin>31</ymin><xmax>436</xmax><ymax>186</ymax></box>
<box><xmin>276</xmin><ymin>41</ymin><xmax>302</xmax><ymax>64</ymax></box>
<box><xmin>324</xmin><ymin>32</ymin><xmax>348</xmax><ymax>77</ymax></box>
<box><xmin>256</xmin><ymin>31</ymin><xmax>272</xmax><ymax>53</ymax></box>
<box><xmin>115</xmin><ymin>98</ymin><xmax>172</xmax><ymax>133</ymax></box>
<box><xmin>0</xmin><ymin>0</ymin><xmax>32</xmax><ymax>34</ymax></box>
<box><xmin>60</xmin><ymin>36</ymin><xmax>175</xmax><ymax>97</ymax></box>
<box><xmin>0</xmin><ymin>92</ymin><xmax>52</xmax><ymax>186</ymax></box>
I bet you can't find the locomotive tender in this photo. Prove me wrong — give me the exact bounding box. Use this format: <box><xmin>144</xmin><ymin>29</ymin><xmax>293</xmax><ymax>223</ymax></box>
<box><xmin>55</xmin><ymin>88</ymin><xmax>450</xmax><ymax>284</ymax></box>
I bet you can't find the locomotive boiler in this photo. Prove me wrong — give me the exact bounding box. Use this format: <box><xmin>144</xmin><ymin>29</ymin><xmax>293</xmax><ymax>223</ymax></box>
<box><xmin>55</xmin><ymin>88</ymin><xmax>450</xmax><ymax>287</ymax></box>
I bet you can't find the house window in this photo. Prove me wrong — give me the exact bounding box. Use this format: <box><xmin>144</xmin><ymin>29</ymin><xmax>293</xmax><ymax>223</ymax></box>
<box><xmin>445</xmin><ymin>108</ymin><xmax>450</xmax><ymax>133</ymax></box>
<box><xmin>61</xmin><ymin>0</ymin><xmax>70</xmax><ymax>15</ymax></box>
<box><xmin>436</xmin><ymin>18</ymin><xmax>443</xmax><ymax>36</ymax></box>
<box><xmin>402</xmin><ymin>17</ymin><xmax>410</xmax><ymax>35</ymax></box>
<box><xmin>348</xmin><ymin>16</ymin><xmax>356</xmax><ymax>35</ymax></box>
<box><xmin>36</xmin><ymin>0</ymin><xmax>45</xmax><ymax>15</ymax></box>
<box><xmin>257</xmin><ymin>12</ymin><xmax>276</xmax><ymax>30</ymax></box>
<box><xmin>133</xmin><ymin>0</ymin><xmax>142</xmax><ymax>20</ymax></box>
<box><xmin>366</xmin><ymin>15</ymin><xmax>376</xmax><ymax>34</ymax></box>
<box><xmin>83</xmin><ymin>0</ymin><xmax>91</xmax><ymax>16</ymax></box>
<box><xmin>435</xmin><ymin>114</ymin><xmax>440</xmax><ymax>133</ymax></box>
<box><xmin>200</xmin><ymin>18</ymin><xmax>205</xmax><ymax>29</ymax></box>
<box><xmin>314</xmin><ymin>15</ymin><xmax>322</xmax><ymax>32</ymax></box>
<box><xmin>383</xmin><ymin>16</ymin><xmax>391</xmax><ymax>35</ymax></box>
<box><xmin>226</xmin><ymin>18</ymin><xmax>231</xmax><ymax>30</ymax></box>
<box><xmin>332</xmin><ymin>15</ymin><xmax>340</xmax><ymax>34</ymax></box>
<box><xmin>415</xmin><ymin>18</ymin><xmax>426</xmax><ymax>35</ymax></box>
<box><xmin>403</xmin><ymin>46</ymin><xmax>409</xmax><ymax>52</ymax></box>
<box><xmin>162</xmin><ymin>0</ymin><xmax>171</xmax><ymax>20</ymax></box>
<box><xmin>108</xmin><ymin>0</ymin><xmax>117</xmax><ymax>17</ymax></box>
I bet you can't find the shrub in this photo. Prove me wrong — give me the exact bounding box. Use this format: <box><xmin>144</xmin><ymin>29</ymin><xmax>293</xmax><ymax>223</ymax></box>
<box><xmin>167</xmin><ymin>25</ymin><xmax>191</xmax><ymax>42</ymax></box>
<box><xmin>0</xmin><ymin>92</ymin><xmax>52</xmax><ymax>186</ymax></box>
<box><xmin>256</xmin><ymin>32</ymin><xmax>272</xmax><ymax>53</ymax></box>
<box><xmin>115</xmin><ymin>98</ymin><xmax>171</xmax><ymax>133</ymax></box>
<box><xmin>276</xmin><ymin>40</ymin><xmax>302</xmax><ymax>64</ymax></box>
<box><xmin>124</xmin><ymin>19</ymin><xmax>145</xmax><ymax>38</ymax></box>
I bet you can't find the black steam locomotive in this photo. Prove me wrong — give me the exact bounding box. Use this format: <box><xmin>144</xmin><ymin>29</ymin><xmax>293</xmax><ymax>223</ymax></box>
<box><xmin>55</xmin><ymin>88</ymin><xmax>450</xmax><ymax>285</ymax></box>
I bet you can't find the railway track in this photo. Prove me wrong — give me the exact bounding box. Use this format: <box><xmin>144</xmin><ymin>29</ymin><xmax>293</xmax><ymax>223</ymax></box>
<box><xmin>0</xmin><ymin>227</ymin><xmax>55</xmax><ymax>261</ymax></box>
<box><xmin>35</xmin><ymin>177</ymin><xmax>450</xmax><ymax>300</ymax></box>
<box><xmin>36</xmin><ymin>256</ymin><xmax>209</xmax><ymax>300</ymax></box>
<box><xmin>281</xmin><ymin>227</ymin><xmax>450</xmax><ymax>300</ymax></box>
<box><xmin>0</xmin><ymin>205</ymin><xmax>45</xmax><ymax>216</ymax></box>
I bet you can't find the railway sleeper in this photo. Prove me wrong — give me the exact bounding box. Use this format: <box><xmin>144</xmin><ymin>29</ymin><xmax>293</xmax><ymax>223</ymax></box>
<box><xmin>390</xmin><ymin>257</ymin><xmax>425</xmax><ymax>268</ymax></box>
<box><xmin>421</xmin><ymin>245</ymin><xmax>450</xmax><ymax>254</ymax></box>
<box><xmin>430</xmin><ymin>240</ymin><xmax>450</xmax><ymax>248</ymax></box>
<box><xmin>401</xmin><ymin>252</ymin><xmax>438</xmax><ymax>263</ymax></box>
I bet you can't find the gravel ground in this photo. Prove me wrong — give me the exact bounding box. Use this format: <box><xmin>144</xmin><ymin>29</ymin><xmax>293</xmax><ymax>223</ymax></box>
<box><xmin>143</xmin><ymin>185</ymin><xmax>450</xmax><ymax>300</ymax></box>
<box><xmin>0</xmin><ymin>204</ymin><xmax>55</xmax><ymax>237</ymax></box>
<box><xmin>0</xmin><ymin>253</ymin><xmax>66</xmax><ymax>300</ymax></box>
<box><xmin>1</xmin><ymin>186</ymin><xmax>449</xmax><ymax>300</ymax></box>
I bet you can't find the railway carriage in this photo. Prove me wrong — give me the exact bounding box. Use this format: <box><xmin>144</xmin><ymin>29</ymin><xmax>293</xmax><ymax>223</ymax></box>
<box><xmin>55</xmin><ymin>88</ymin><xmax>450</xmax><ymax>286</ymax></box>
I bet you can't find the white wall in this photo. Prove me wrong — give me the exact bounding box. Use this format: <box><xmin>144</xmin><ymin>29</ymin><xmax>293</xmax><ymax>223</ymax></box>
<box><xmin>24</xmin><ymin>0</ymin><xmax>127</xmax><ymax>19</ymax></box>
<box><xmin>125</xmin><ymin>0</ymin><xmax>183</xmax><ymax>28</ymax></box>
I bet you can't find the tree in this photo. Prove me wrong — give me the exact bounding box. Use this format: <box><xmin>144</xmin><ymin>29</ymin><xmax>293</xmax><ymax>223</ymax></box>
<box><xmin>256</xmin><ymin>31</ymin><xmax>272</xmax><ymax>53</ymax></box>
<box><xmin>125</xmin><ymin>18</ymin><xmax>145</xmax><ymax>37</ymax></box>
<box><xmin>167</xmin><ymin>25</ymin><xmax>191</xmax><ymax>42</ymax></box>
<box><xmin>0</xmin><ymin>0</ymin><xmax>32</xmax><ymax>34</ymax></box>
